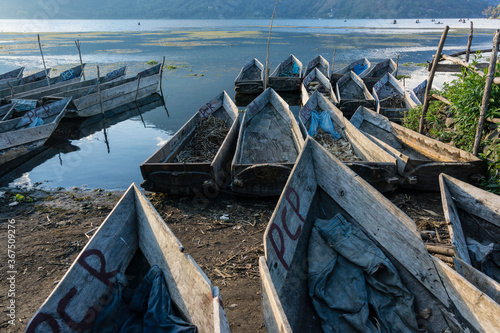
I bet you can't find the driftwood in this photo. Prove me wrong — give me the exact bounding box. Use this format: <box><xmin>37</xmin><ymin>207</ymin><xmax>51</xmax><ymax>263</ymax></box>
<box><xmin>430</xmin><ymin>94</ymin><xmax>452</xmax><ymax>105</ymax></box>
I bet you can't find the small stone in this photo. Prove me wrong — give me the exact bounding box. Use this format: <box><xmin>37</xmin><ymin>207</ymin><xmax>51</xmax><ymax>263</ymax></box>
<box><xmin>445</xmin><ymin>117</ymin><xmax>454</xmax><ymax>128</ymax></box>
<box><xmin>228</xmin><ymin>304</ymin><xmax>237</xmax><ymax>308</ymax></box>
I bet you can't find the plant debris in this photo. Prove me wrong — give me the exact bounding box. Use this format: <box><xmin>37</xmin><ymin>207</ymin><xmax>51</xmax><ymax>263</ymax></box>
<box><xmin>313</xmin><ymin>129</ymin><xmax>362</xmax><ymax>161</ymax></box>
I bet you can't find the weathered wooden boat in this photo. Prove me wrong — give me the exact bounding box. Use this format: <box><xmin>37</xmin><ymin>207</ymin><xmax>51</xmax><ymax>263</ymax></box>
<box><xmin>440</xmin><ymin>173</ymin><xmax>500</xmax><ymax>302</ymax></box>
<box><xmin>259</xmin><ymin>137</ymin><xmax>500</xmax><ymax>333</ymax></box>
<box><xmin>268</xmin><ymin>54</ymin><xmax>303</xmax><ymax>92</ymax></box>
<box><xmin>10</xmin><ymin>66</ymin><xmax>126</xmax><ymax>101</ymax></box>
<box><xmin>298</xmin><ymin>90</ymin><xmax>399</xmax><ymax>192</ymax></box>
<box><xmin>373</xmin><ymin>73</ymin><xmax>417</xmax><ymax>123</ymax></box>
<box><xmin>50</xmin><ymin>64</ymin><xmax>160</xmax><ymax>118</ymax></box>
<box><xmin>141</xmin><ymin>91</ymin><xmax>240</xmax><ymax>195</ymax></box>
<box><xmin>0</xmin><ymin>64</ymin><xmax>84</xmax><ymax>99</ymax></box>
<box><xmin>0</xmin><ymin>66</ymin><xmax>24</xmax><ymax>85</ymax></box>
<box><xmin>336</xmin><ymin>71</ymin><xmax>375</xmax><ymax>118</ymax></box>
<box><xmin>330</xmin><ymin>57</ymin><xmax>371</xmax><ymax>85</ymax></box>
<box><xmin>234</xmin><ymin>58</ymin><xmax>264</xmax><ymax>94</ymax></box>
<box><xmin>304</xmin><ymin>55</ymin><xmax>329</xmax><ymax>78</ymax></box>
<box><xmin>26</xmin><ymin>184</ymin><xmax>230</xmax><ymax>333</ymax></box>
<box><xmin>409</xmin><ymin>79</ymin><xmax>428</xmax><ymax>105</ymax></box>
<box><xmin>231</xmin><ymin>88</ymin><xmax>304</xmax><ymax>196</ymax></box>
<box><xmin>362</xmin><ymin>58</ymin><xmax>397</xmax><ymax>90</ymax></box>
<box><xmin>350</xmin><ymin>106</ymin><xmax>484</xmax><ymax>190</ymax></box>
<box><xmin>300</xmin><ymin>68</ymin><xmax>338</xmax><ymax>106</ymax></box>
<box><xmin>0</xmin><ymin>97</ymin><xmax>71</xmax><ymax>166</ymax></box>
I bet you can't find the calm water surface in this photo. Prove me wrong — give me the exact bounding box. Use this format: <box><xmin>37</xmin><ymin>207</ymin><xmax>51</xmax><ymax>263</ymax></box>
<box><xmin>0</xmin><ymin>19</ymin><xmax>498</xmax><ymax>189</ymax></box>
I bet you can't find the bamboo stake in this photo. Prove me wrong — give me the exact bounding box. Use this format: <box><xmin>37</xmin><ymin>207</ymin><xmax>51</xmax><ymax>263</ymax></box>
<box><xmin>472</xmin><ymin>30</ymin><xmax>500</xmax><ymax>156</ymax></box>
<box><xmin>37</xmin><ymin>34</ymin><xmax>50</xmax><ymax>87</ymax></box>
<box><xmin>75</xmin><ymin>40</ymin><xmax>85</xmax><ymax>80</ymax></box>
<box><xmin>264</xmin><ymin>0</ymin><xmax>279</xmax><ymax>90</ymax></box>
<box><xmin>395</xmin><ymin>54</ymin><xmax>400</xmax><ymax>78</ymax></box>
<box><xmin>159</xmin><ymin>56</ymin><xmax>170</xmax><ymax>117</ymax></box>
<box><xmin>1</xmin><ymin>101</ymin><xmax>18</xmax><ymax>121</ymax></box>
<box><xmin>419</xmin><ymin>26</ymin><xmax>449</xmax><ymax>133</ymax></box>
<box><xmin>465</xmin><ymin>21</ymin><xmax>473</xmax><ymax>63</ymax></box>
<box><xmin>97</xmin><ymin>66</ymin><xmax>110</xmax><ymax>153</ymax></box>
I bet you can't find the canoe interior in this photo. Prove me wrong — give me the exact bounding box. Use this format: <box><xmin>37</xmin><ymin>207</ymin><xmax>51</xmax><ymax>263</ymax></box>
<box><xmin>364</xmin><ymin>58</ymin><xmax>397</xmax><ymax>78</ymax></box>
<box><xmin>26</xmin><ymin>184</ymin><xmax>228</xmax><ymax>333</ymax></box>
<box><xmin>304</xmin><ymin>55</ymin><xmax>329</xmax><ymax>78</ymax></box>
<box><xmin>261</xmin><ymin>139</ymin><xmax>500</xmax><ymax>332</ymax></box>
<box><xmin>301</xmin><ymin>68</ymin><xmax>337</xmax><ymax>106</ymax></box>
<box><xmin>331</xmin><ymin>58</ymin><xmax>371</xmax><ymax>79</ymax></box>
<box><xmin>268</xmin><ymin>56</ymin><xmax>303</xmax><ymax>92</ymax></box>
<box><xmin>373</xmin><ymin>73</ymin><xmax>414</xmax><ymax>122</ymax></box>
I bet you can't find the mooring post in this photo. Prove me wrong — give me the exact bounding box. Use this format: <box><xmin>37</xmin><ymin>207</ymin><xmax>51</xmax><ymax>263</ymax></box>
<box><xmin>37</xmin><ymin>34</ymin><xmax>51</xmax><ymax>87</ymax></box>
<box><xmin>75</xmin><ymin>40</ymin><xmax>86</xmax><ymax>80</ymax></box>
<box><xmin>419</xmin><ymin>26</ymin><xmax>449</xmax><ymax>134</ymax></box>
<box><xmin>472</xmin><ymin>30</ymin><xmax>499</xmax><ymax>156</ymax></box>
<box><xmin>465</xmin><ymin>21</ymin><xmax>474</xmax><ymax>63</ymax></box>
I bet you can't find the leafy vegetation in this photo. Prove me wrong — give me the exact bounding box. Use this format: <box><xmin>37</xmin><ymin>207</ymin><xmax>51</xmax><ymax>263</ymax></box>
<box><xmin>483</xmin><ymin>5</ymin><xmax>500</xmax><ymax>18</ymax></box>
<box><xmin>403</xmin><ymin>54</ymin><xmax>500</xmax><ymax>193</ymax></box>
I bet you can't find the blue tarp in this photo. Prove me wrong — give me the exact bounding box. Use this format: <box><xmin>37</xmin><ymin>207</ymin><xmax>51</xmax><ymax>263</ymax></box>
<box><xmin>308</xmin><ymin>111</ymin><xmax>341</xmax><ymax>140</ymax></box>
<box><xmin>353</xmin><ymin>64</ymin><xmax>367</xmax><ymax>75</ymax></box>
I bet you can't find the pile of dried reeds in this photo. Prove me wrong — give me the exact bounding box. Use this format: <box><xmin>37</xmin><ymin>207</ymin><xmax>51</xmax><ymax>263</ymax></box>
<box><xmin>314</xmin><ymin>129</ymin><xmax>362</xmax><ymax>161</ymax></box>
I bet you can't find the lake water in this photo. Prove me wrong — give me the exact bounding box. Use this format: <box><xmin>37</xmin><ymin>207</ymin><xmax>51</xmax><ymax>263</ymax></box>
<box><xmin>0</xmin><ymin>19</ymin><xmax>498</xmax><ymax>190</ymax></box>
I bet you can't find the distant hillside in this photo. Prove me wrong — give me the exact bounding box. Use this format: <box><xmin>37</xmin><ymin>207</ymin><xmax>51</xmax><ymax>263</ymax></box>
<box><xmin>0</xmin><ymin>0</ymin><xmax>491</xmax><ymax>19</ymax></box>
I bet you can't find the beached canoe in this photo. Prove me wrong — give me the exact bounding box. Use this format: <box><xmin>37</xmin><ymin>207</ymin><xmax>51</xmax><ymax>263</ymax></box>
<box><xmin>259</xmin><ymin>137</ymin><xmax>500</xmax><ymax>333</ymax></box>
<box><xmin>350</xmin><ymin>106</ymin><xmax>484</xmax><ymax>190</ymax></box>
<box><xmin>268</xmin><ymin>55</ymin><xmax>303</xmax><ymax>92</ymax></box>
<box><xmin>362</xmin><ymin>58</ymin><xmax>397</xmax><ymax>90</ymax></box>
<box><xmin>298</xmin><ymin>90</ymin><xmax>399</xmax><ymax>192</ymax></box>
<box><xmin>141</xmin><ymin>91</ymin><xmax>240</xmax><ymax>195</ymax></box>
<box><xmin>300</xmin><ymin>68</ymin><xmax>338</xmax><ymax>106</ymax></box>
<box><xmin>10</xmin><ymin>66</ymin><xmax>126</xmax><ymax>102</ymax></box>
<box><xmin>336</xmin><ymin>71</ymin><xmax>375</xmax><ymax>118</ymax></box>
<box><xmin>26</xmin><ymin>184</ymin><xmax>230</xmax><ymax>333</ymax></box>
<box><xmin>234</xmin><ymin>58</ymin><xmax>264</xmax><ymax>94</ymax></box>
<box><xmin>0</xmin><ymin>97</ymin><xmax>71</xmax><ymax>166</ymax></box>
<box><xmin>49</xmin><ymin>64</ymin><xmax>160</xmax><ymax>118</ymax></box>
<box><xmin>373</xmin><ymin>73</ymin><xmax>416</xmax><ymax>123</ymax></box>
<box><xmin>0</xmin><ymin>65</ymin><xmax>84</xmax><ymax>99</ymax></box>
<box><xmin>440</xmin><ymin>173</ymin><xmax>500</xmax><ymax>301</ymax></box>
<box><xmin>410</xmin><ymin>79</ymin><xmax>429</xmax><ymax>105</ymax></box>
<box><xmin>304</xmin><ymin>55</ymin><xmax>330</xmax><ymax>78</ymax></box>
<box><xmin>330</xmin><ymin>57</ymin><xmax>371</xmax><ymax>85</ymax></box>
<box><xmin>231</xmin><ymin>88</ymin><xmax>304</xmax><ymax>196</ymax></box>
<box><xmin>0</xmin><ymin>67</ymin><xmax>24</xmax><ymax>85</ymax></box>
<box><xmin>0</xmin><ymin>68</ymin><xmax>50</xmax><ymax>96</ymax></box>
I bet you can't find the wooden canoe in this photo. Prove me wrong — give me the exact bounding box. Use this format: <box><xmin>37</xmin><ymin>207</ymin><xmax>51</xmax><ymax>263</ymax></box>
<box><xmin>141</xmin><ymin>91</ymin><xmax>240</xmax><ymax>195</ymax></box>
<box><xmin>268</xmin><ymin>54</ymin><xmax>303</xmax><ymax>92</ymax></box>
<box><xmin>362</xmin><ymin>58</ymin><xmax>397</xmax><ymax>90</ymax></box>
<box><xmin>0</xmin><ymin>66</ymin><xmax>24</xmax><ymax>85</ymax></box>
<box><xmin>231</xmin><ymin>88</ymin><xmax>304</xmax><ymax>196</ymax></box>
<box><xmin>300</xmin><ymin>68</ymin><xmax>338</xmax><ymax>106</ymax></box>
<box><xmin>304</xmin><ymin>55</ymin><xmax>329</xmax><ymax>78</ymax></box>
<box><xmin>259</xmin><ymin>137</ymin><xmax>500</xmax><ymax>333</ymax></box>
<box><xmin>373</xmin><ymin>73</ymin><xmax>416</xmax><ymax>123</ymax></box>
<box><xmin>410</xmin><ymin>79</ymin><xmax>428</xmax><ymax>105</ymax></box>
<box><xmin>10</xmin><ymin>66</ymin><xmax>126</xmax><ymax>101</ymax></box>
<box><xmin>26</xmin><ymin>184</ymin><xmax>230</xmax><ymax>333</ymax></box>
<box><xmin>336</xmin><ymin>71</ymin><xmax>375</xmax><ymax>118</ymax></box>
<box><xmin>0</xmin><ymin>69</ymin><xmax>50</xmax><ymax>96</ymax></box>
<box><xmin>234</xmin><ymin>58</ymin><xmax>264</xmax><ymax>94</ymax></box>
<box><xmin>53</xmin><ymin>64</ymin><xmax>160</xmax><ymax>118</ymax></box>
<box><xmin>298</xmin><ymin>90</ymin><xmax>399</xmax><ymax>192</ymax></box>
<box><xmin>0</xmin><ymin>97</ymin><xmax>71</xmax><ymax>166</ymax></box>
<box><xmin>440</xmin><ymin>173</ymin><xmax>500</xmax><ymax>301</ymax></box>
<box><xmin>350</xmin><ymin>106</ymin><xmax>484</xmax><ymax>190</ymax></box>
<box><xmin>330</xmin><ymin>57</ymin><xmax>371</xmax><ymax>85</ymax></box>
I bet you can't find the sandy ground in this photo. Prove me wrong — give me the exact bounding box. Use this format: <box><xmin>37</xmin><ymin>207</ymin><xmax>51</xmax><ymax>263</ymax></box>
<box><xmin>0</xmin><ymin>185</ymin><xmax>449</xmax><ymax>332</ymax></box>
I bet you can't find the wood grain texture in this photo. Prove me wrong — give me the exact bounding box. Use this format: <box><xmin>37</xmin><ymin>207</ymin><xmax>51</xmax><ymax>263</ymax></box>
<box><xmin>454</xmin><ymin>257</ymin><xmax>500</xmax><ymax>305</ymax></box>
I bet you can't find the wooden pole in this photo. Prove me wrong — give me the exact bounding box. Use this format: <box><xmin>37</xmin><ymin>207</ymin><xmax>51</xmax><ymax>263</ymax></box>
<box><xmin>472</xmin><ymin>30</ymin><xmax>500</xmax><ymax>156</ymax></box>
<box><xmin>159</xmin><ymin>56</ymin><xmax>170</xmax><ymax>117</ymax></box>
<box><xmin>75</xmin><ymin>40</ymin><xmax>86</xmax><ymax>80</ymax></box>
<box><xmin>395</xmin><ymin>54</ymin><xmax>400</xmax><ymax>78</ymax></box>
<box><xmin>419</xmin><ymin>26</ymin><xmax>449</xmax><ymax>133</ymax></box>
<box><xmin>465</xmin><ymin>21</ymin><xmax>473</xmax><ymax>63</ymax></box>
<box><xmin>37</xmin><ymin>34</ymin><xmax>51</xmax><ymax>87</ymax></box>
<box><xmin>1</xmin><ymin>101</ymin><xmax>18</xmax><ymax>121</ymax></box>
<box><xmin>264</xmin><ymin>0</ymin><xmax>279</xmax><ymax>90</ymax></box>
<box><xmin>331</xmin><ymin>49</ymin><xmax>336</xmax><ymax>72</ymax></box>
<box><xmin>97</xmin><ymin>66</ymin><xmax>104</xmax><ymax>116</ymax></box>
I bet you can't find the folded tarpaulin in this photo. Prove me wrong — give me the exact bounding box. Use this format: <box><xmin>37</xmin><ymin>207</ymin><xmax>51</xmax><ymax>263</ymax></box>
<box><xmin>353</xmin><ymin>64</ymin><xmax>367</xmax><ymax>76</ymax></box>
<box><xmin>308</xmin><ymin>111</ymin><xmax>342</xmax><ymax>140</ymax></box>
<box><xmin>92</xmin><ymin>265</ymin><xmax>198</xmax><ymax>333</ymax></box>
<box><xmin>308</xmin><ymin>213</ymin><xmax>419</xmax><ymax>332</ymax></box>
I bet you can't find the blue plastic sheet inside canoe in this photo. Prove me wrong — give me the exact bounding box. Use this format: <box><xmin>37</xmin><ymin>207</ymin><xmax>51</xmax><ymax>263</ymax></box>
<box><xmin>308</xmin><ymin>111</ymin><xmax>341</xmax><ymax>140</ymax></box>
<box><xmin>353</xmin><ymin>64</ymin><xmax>367</xmax><ymax>75</ymax></box>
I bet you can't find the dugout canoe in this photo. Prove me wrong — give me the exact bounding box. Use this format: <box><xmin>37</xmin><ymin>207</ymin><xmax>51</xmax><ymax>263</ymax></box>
<box><xmin>141</xmin><ymin>91</ymin><xmax>240</xmax><ymax>195</ymax></box>
<box><xmin>330</xmin><ymin>57</ymin><xmax>371</xmax><ymax>85</ymax></box>
<box><xmin>231</xmin><ymin>88</ymin><xmax>304</xmax><ymax>196</ymax></box>
<box><xmin>234</xmin><ymin>58</ymin><xmax>264</xmax><ymax>94</ymax></box>
<box><xmin>259</xmin><ymin>137</ymin><xmax>500</xmax><ymax>333</ymax></box>
<box><xmin>0</xmin><ymin>66</ymin><xmax>24</xmax><ymax>85</ymax></box>
<box><xmin>440</xmin><ymin>173</ymin><xmax>500</xmax><ymax>303</ymax></box>
<box><xmin>336</xmin><ymin>71</ymin><xmax>375</xmax><ymax>118</ymax></box>
<box><xmin>0</xmin><ymin>97</ymin><xmax>71</xmax><ymax>166</ymax></box>
<box><xmin>50</xmin><ymin>64</ymin><xmax>160</xmax><ymax>118</ymax></box>
<box><xmin>298</xmin><ymin>90</ymin><xmax>399</xmax><ymax>192</ymax></box>
<box><xmin>300</xmin><ymin>68</ymin><xmax>338</xmax><ymax>106</ymax></box>
<box><xmin>268</xmin><ymin>54</ymin><xmax>303</xmax><ymax>92</ymax></box>
<box><xmin>0</xmin><ymin>64</ymin><xmax>84</xmax><ymax>99</ymax></box>
<box><xmin>410</xmin><ymin>79</ymin><xmax>429</xmax><ymax>105</ymax></box>
<box><xmin>373</xmin><ymin>73</ymin><xmax>416</xmax><ymax>123</ymax></box>
<box><xmin>10</xmin><ymin>66</ymin><xmax>126</xmax><ymax>101</ymax></box>
<box><xmin>350</xmin><ymin>106</ymin><xmax>484</xmax><ymax>190</ymax></box>
<box><xmin>362</xmin><ymin>58</ymin><xmax>397</xmax><ymax>90</ymax></box>
<box><xmin>304</xmin><ymin>55</ymin><xmax>330</xmax><ymax>78</ymax></box>
<box><xmin>26</xmin><ymin>184</ymin><xmax>230</xmax><ymax>333</ymax></box>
